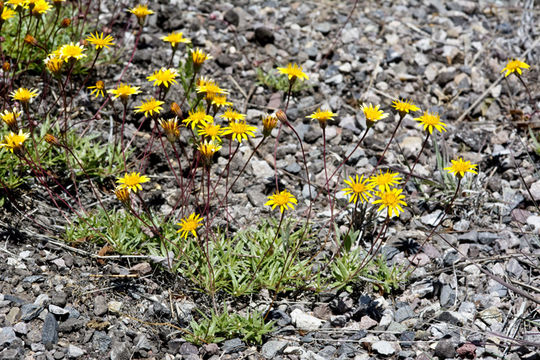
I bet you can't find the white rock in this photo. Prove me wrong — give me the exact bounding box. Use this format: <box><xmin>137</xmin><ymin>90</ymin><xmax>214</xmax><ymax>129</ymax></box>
<box><xmin>527</xmin><ymin>215</ymin><xmax>540</xmax><ymax>232</ymax></box>
<box><xmin>68</xmin><ymin>344</ymin><xmax>85</xmax><ymax>358</ymax></box>
<box><xmin>250</xmin><ymin>159</ymin><xmax>274</xmax><ymax>179</ymax></box>
<box><xmin>290</xmin><ymin>309</ymin><xmax>323</xmax><ymax>331</ymax></box>
<box><xmin>372</xmin><ymin>340</ymin><xmax>396</xmax><ymax>355</ymax></box>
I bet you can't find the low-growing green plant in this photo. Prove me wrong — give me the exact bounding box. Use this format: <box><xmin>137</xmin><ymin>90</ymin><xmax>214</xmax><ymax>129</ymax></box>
<box><xmin>186</xmin><ymin>306</ymin><xmax>274</xmax><ymax>345</ymax></box>
<box><xmin>367</xmin><ymin>255</ymin><xmax>411</xmax><ymax>295</ymax></box>
<box><xmin>255</xmin><ymin>67</ymin><xmax>309</xmax><ymax>93</ymax></box>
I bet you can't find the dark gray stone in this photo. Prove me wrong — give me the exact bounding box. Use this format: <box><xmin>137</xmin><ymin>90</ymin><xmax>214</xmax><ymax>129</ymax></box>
<box><xmin>222</xmin><ymin>338</ymin><xmax>245</xmax><ymax>354</ymax></box>
<box><xmin>20</xmin><ymin>304</ymin><xmax>43</xmax><ymax>321</ymax></box>
<box><xmin>434</xmin><ymin>339</ymin><xmax>455</xmax><ymax>359</ymax></box>
<box><xmin>59</xmin><ymin>318</ymin><xmax>84</xmax><ymax>333</ymax></box>
<box><xmin>223</xmin><ymin>8</ymin><xmax>239</xmax><ymax>27</ymax></box>
<box><xmin>0</xmin><ymin>348</ymin><xmax>21</xmax><ymax>360</ymax></box>
<box><xmin>93</xmin><ymin>296</ymin><xmax>107</xmax><ymax>316</ymax></box>
<box><xmin>41</xmin><ymin>313</ymin><xmax>58</xmax><ymax>349</ymax></box>
<box><xmin>394</xmin><ymin>305</ymin><xmax>415</xmax><ymax>323</ymax></box>
<box><xmin>254</xmin><ymin>27</ymin><xmax>274</xmax><ymax>46</ymax></box>
<box><xmin>110</xmin><ymin>341</ymin><xmax>131</xmax><ymax>360</ymax></box>
<box><xmin>92</xmin><ymin>331</ymin><xmax>111</xmax><ymax>352</ymax></box>
<box><xmin>179</xmin><ymin>342</ymin><xmax>198</xmax><ymax>355</ymax></box>
<box><xmin>0</xmin><ymin>327</ymin><xmax>17</xmax><ymax>348</ymax></box>
<box><xmin>22</xmin><ymin>275</ymin><xmax>45</xmax><ymax>283</ymax></box>
<box><xmin>261</xmin><ymin>340</ymin><xmax>287</xmax><ymax>359</ymax></box>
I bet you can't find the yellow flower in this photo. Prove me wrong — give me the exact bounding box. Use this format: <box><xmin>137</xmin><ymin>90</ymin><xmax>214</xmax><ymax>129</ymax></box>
<box><xmin>134</xmin><ymin>98</ymin><xmax>164</xmax><ymax>117</ymax></box>
<box><xmin>414</xmin><ymin>111</ymin><xmax>447</xmax><ymax>134</ymax></box>
<box><xmin>223</xmin><ymin>120</ymin><xmax>257</xmax><ymax>143</ymax></box>
<box><xmin>88</xmin><ymin>81</ymin><xmax>105</xmax><ymax>98</ymax></box>
<box><xmin>161</xmin><ymin>31</ymin><xmax>190</xmax><ymax>48</ymax></box>
<box><xmin>307</xmin><ymin>107</ymin><xmax>337</xmax><ymax>129</ymax></box>
<box><xmin>444</xmin><ymin>157</ymin><xmax>478</xmax><ymax>178</ymax></box>
<box><xmin>265</xmin><ymin>189</ymin><xmax>297</xmax><ymax>213</ymax></box>
<box><xmin>392</xmin><ymin>98</ymin><xmax>420</xmax><ymax>115</ymax></box>
<box><xmin>198</xmin><ymin>120</ymin><xmax>223</xmax><ymax>142</ymax></box>
<box><xmin>197</xmin><ymin>140</ymin><xmax>221</xmax><ymax>162</ymax></box>
<box><xmin>31</xmin><ymin>0</ymin><xmax>51</xmax><ymax>15</ymax></box>
<box><xmin>128</xmin><ymin>4</ymin><xmax>153</xmax><ymax>21</ymax></box>
<box><xmin>114</xmin><ymin>186</ymin><xmax>131</xmax><ymax>206</ymax></box>
<box><xmin>6</xmin><ymin>0</ymin><xmax>28</xmax><ymax>10</ymax></box>
<box><xmin>147</xmin><ymin>68</ymin><xmax>178</xmax><ymax>88</ymax></box>
<box><xmin>501</xmin><ymin>59</ymin><xmax>530</xmax><ymax>77</ymax></box>
<box><xmin>116</xmin><ymin>172</ymin><xmax>150</xmax><ymax>192</ymax></box>
<box><xmin>262</xmin><ymin>114</ymin><xmax>278</xmax><ymax>137</ymax></box>
<box><xmin>183</xmin><ymin>109</ymin><xmax>212</xmax><ymax>130</ymax></box>
<box><xmin>44</xmin><ymin>54</ymin><xmax>63</xmax><ymax>74</ymax></box>
<box><xmin>372</xmin><ymin>188</ymin><xmax>407</xmax><ymax>218</ymax></box>
<box><xmin>360</xmin><ymin>103</ymin><xmax>388</xmax><ymax>126</ymax></box>
<box><xmin>277</xmin><ymin>63</ymin><xmax>309</xmax><ymax>81</ymax></box>
<box><xmin>177</xmin><ymin>213</ymin><xmax>203</xmax><ymax>239</ymax></box>
<box><xmin>342</xmin><ymin>175</ymin><xmax>374</xmax><ymax>204</ymax></box>
<box><xmin>159</xmin><ymin>117</ymin><xmax>180</xmax><ymax>143</ymax></box>
<box><xmin>59</xmin><ymin>42</ymin><xmax>86</xmax><ymax>62</ymax></box>
<box><xmin>369</xmin><ymin>170</ymin><xmax>402</xmax><ymax>192</ymax></box>
<box><xmin>85</xmin><ymin>32</ymin><xmax>115</xmax><ymax>50</ymax></box>
<box><xmin>10</xmin><ymin>87</ymin><xmax>39</xmax><ymax>103</ymax></box>
<box><xmin>108</xmin><ymin>83</ymin><xmax>141</xmax><ymax>102</ymax></box>
<box><xmin>196</xmin><ymin>78</ymin><xmax>227</xmax><ymax>98</ymax></box>
<box><xmin>211</xmin><ymin>94</ymin><xmax>232</xmax><ymax>108</ymax></box>
<box><xmin>1</xmin><ymin>7</ymin><xmax>16</xmax><ymax>21</ymax></box>
<box><xmin>1</xmin><ymin>110</ymin><xmax>21</xmax><ymax>131</ymax></box>
<box><xmin>191</xmin><ymin>48</ymin><xmax>212</xmax><ymax>66</ymax></box>
<box><xmin>0</xmin><ymin>130</ymin><xmax>29</xmax><ymax>154</ymax></box>
<box><xmin>219</xmin><ymin>108</ymin><xmax>246</xmax><ymax>122</ymax></box>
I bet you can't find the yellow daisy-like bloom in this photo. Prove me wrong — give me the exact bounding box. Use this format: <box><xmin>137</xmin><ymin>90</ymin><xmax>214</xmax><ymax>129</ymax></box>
<box><xmin>197</xmin><ymin>140</ymin><xmax>222</xmax><ymax>162</ymax></box>
<box><xmin>0</xmin><ymin>130</ymin><xmax>29</xmax><ymax>154</ymax></box>
<box><xmin>392</xmin><ymin>98</ymin><xmax>420</xmax><ymax>115</ymax></box>
<box><xmin>196</xmin><ymin>78</ymin><xmax>227</xmax><ymax>98</ymax></box>
<box><xmin>59</xmin><ymin>42</ymin><xmax>86</xmax><ymax>62</ymax></box>
<box><xmin>147</xmin><ymin>68</ymin><xmax>178</xmax><ymax>88</ymax></box>
<box><xmin>277</xmin><ymin>63</ymin><xmax>309</xmax><ymax>81</ymax></box>
<box><xmin>501</xmin><ymin>59</ymin><xmax>530</xmax><ymax>77</ymax></box>
<box><xmin>307</xmin><ymin>107</ymin><xmax>337</xmax><ymax>129</ymax></box>
<box><xmin>223</xmin><ymin>120</ymin><xmax>257</xmax><ymax>143</ymax></box>
<box><xmin>191</xmin><ymin>48</ymin><xmax>212</xmax><ymax>66</ymax></box>
<box><xmin>183</xmin><ymin>109</ymin><xmax>212</xmax><ymax>130</ymax></box>
<box><xmin>176</xmin><ymin>213</ymin><xmax>203</xmax><ymax>239</ymax></box>
<box><xmin>444</xmin><ymin>157</ymin><xmax>478</xmax><ymax>178</ymax></box>
<box><xmin>128</xmin><ymin>4</ymin><xmax>153</xmax><ymax>20</ymax></box>
<box><xmin>159</xmin><ymin>117</ymin><xmax>180</xmax><ymax>143</ymax></box>
<box><xmin>360</xmin><ymin>103</ymin><xmax>388</xmax><ymax>126</ymax></box>
<box><xmin>198</xmin><ymin>120</ymin><xmax>223</xmax><ymax>142</ymax></box>
<box><xmin>114</xmin><ymin>186</ymin><xmax>131</xmax><ymax>206</ymax></box>
<box><xmin>372</xmin><ymin>188</ymin><xmax>407</xmax><ymax>218</ymax></box>
<box><xmin>369</xmin><ymin>170</ymin><xmax>402</xmax><ymax>192</ymax></box>
<box><xmin>134</xmin><ymin>98</ymin><xmax>164</xmax><ymax>117</ymax></box>
<box><xmin>342</xmin><ymin>174</ymin><xmax>374</xmax><ymax>204</ymax></box>
<box><xmin>10</xmin><ymin>87</ymin><xmax>39</xmax><ymax>103</ymax></box>
<box><xmin>211</xmin><ymin>94</ymin><xmax>233</xmax><ymax>108</ymax></box>
<box><xmin>414</xmin><ymin>111</ymin><xmax>447</xmax><ymax>134</ymax></box>
<box><xmin>31</xmin><ymin>0</ymin><xmax>52</xmax><ymax>15</ymax></box>
<box><xmin>1</xmin><ymin>7</ymin><xmax>16</xmax><ymax>21</ymax></box>
<box><xmin>44</xmin><ymin>54</ymin><xmax>63</xmax><ymax>74</ymax></box>
<box><xmin>6</xmin><ymin>0</ymin><xmax>28</xmax><ymax>10</ymax></box>
<box><xmin>88</xmin><ymin>81</ymin><xmax>105</xmax><ymax>98</ymax></box>
<box><xmin>85</xmin><ymin>32</ymin><xmax>115</xmax><ymax>50</ymax></box>
<box><xmin>262</xmin><ymin>114</ymin><xmax>278</xmax><ymax>137</ymax></box>
<box><xmin>1</xmin><ymin>110</ymin><xmax>21</xmax><ymax>131</ymax></box>
<box><xmin>220</xmin><ymin>108</ymin><xmax>246</xmax><ymax>122</ymax></box>
<box><xmin>116</xmin><ymin>171</ymin><xmax>150</xmax><ymax>193</ymax></box>
<box><xmin>108</xmin><ymin>83</ymin><xmax>141</xmax><ymax>102</ymax></box>
<box><xmin>265</xmin><ymin>189</ymin><xmax>298</xmax><ymax>213</ymax></box>
<box><xmin>161</xmin><ymin>31</ymin><xmax>190</xmax><ymax>48</ymax></box>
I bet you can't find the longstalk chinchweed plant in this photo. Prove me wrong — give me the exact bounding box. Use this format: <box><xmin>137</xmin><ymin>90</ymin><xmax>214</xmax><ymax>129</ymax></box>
<box><xmin>5</xmin><ymin>1</ymin><xmax>533</xmax><ymax>346</ymax></box>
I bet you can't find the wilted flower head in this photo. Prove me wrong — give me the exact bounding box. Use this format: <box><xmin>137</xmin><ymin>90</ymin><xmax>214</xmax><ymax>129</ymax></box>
<box><xmin>197</xmin><ymin>140</ymin><xmax>221</xmax><ymax>164</ymax></box>
<box><xmin>262</xmin><ymin>114</ymin><xmax>278</xmax><ymax>137</ymax></box>
<box><xmin>191</xmin><ymin>48</ymin><xmax>212</xmax><ymax>67</ymax></box>
<box><xmin>1</xmin><ymin>110</ymin><xmax>21</xmax><ymax>131</ymax></box>
<box><xmin>44</xmin><ymin>53</ymin><xmax>63</xmax><ymax>74</ymax></box>
<box><xmin>114</xmin><ymin>186</ymin><xmax>131</xmax><ymax>206</ymax></box>
<box><xmin>159</xmin><ymin>117</ymin><xmax>180</xmax><ymax>143</ymax></box>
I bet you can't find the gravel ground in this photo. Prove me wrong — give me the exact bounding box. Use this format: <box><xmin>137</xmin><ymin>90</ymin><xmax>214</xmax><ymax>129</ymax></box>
<box><xmin>1</xmin><ymin>0</ymin><xmax>540</xmax><ymax>359</ymax></box>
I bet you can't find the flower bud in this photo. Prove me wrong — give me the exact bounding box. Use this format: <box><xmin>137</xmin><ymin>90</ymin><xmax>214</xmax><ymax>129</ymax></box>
<box><xmin>24</xmin><ymin>34</ymin><xmax>38</xmax><ymax>46</ymax></box>
<box><xmin>2</xmin><ymin>61</ymin><xmax>9</xmax><ymax>72</ymax></box>
<box><xmin>60</xmin><ymin>17</ymin><xmax>71</xmax><ymax>28</ymax></box>
<box><xmin>275</xmin><ymin>109</ymin><xmax>287</xmax><ymax>124</ymax></box>
<box><xmin>44</xmin><ymin>134</ymin><xmax>60</xmax><ymax>146</ymax></box>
